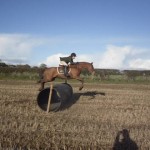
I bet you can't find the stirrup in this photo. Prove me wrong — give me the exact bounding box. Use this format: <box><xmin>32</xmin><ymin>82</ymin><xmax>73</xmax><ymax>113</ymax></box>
<box><xmin>64</xmin><ymin>71</ymin><xmax>69</xmax><ymax>77</ymax></box>
<box><xmin>65</xmin><ymin>74</ymin><xmax>70</xmax><ymax>77</ymax></box>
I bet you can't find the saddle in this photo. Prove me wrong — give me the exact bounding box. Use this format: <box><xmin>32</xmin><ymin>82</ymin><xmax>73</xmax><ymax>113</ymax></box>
<box><xmin>57</xmin><ymin>64</ymin><xmax>78</xmax><ymax>75</ymax></box>
<box><xmin>57</xmin><ymin>65</ymin><xmax>71</xmax><ymax>75</ymax></box>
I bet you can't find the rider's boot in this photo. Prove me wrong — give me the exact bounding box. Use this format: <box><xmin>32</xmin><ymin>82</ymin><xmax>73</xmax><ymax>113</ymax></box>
<box><xmin>64</xmin><ymin>66</ymin><xmax>69</xmax><ymax>77</ymax></box>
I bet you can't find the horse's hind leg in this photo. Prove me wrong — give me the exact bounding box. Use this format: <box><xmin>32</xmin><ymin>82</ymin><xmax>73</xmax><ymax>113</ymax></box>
<box><xmin>39</xmin><ymin>77</ymin><xmax>56</xmax><ymax>91</ymax></box>
<box><xmin>39</xmin><ymin>79</ymin><xmax>45</xmax><ymax>91</ymax></box>
<box><xmin>79</xmin><ymin>82</ymin><xmax>84</xmax><ymax>91</ymax></box>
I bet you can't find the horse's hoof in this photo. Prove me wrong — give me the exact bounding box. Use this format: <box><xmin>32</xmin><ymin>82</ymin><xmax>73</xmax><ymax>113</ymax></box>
<box><xmin>79</xmin><ymin>87</ymin><xmax>83</xmax><ymax>91</ymax></box>
<box><xmin>38</xmin><ymin>88</ymin><xmax>43</xmax><ymax>91</ymax></box>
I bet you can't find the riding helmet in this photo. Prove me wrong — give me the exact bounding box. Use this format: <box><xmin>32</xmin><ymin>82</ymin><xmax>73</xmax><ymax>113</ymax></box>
<box><xmin>71</xmin><ymin>53</ymin><xmax>77</xmax><ymax>57</ymax></box>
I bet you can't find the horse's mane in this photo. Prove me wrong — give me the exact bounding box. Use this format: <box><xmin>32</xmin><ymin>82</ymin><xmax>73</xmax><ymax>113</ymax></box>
<box><xmin>69</xmin><ymin>62</ymin><xmax>91</xmax><ymax>67</ymax></box>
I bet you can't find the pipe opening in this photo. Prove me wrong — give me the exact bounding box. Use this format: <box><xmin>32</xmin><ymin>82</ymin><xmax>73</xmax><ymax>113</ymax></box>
<box><xmin>37</xmin><ymin>83</ymin><xmax>73</xmax><ymax>112</ymax></box>
<box><xmin>37</xmin><ymin>88</ymin><xmax>61</xmax><ymax>112</ymax></box>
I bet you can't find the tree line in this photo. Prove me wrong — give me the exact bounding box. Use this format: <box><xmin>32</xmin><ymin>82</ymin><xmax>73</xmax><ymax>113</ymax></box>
<box><xmin>0</xmin><ymin>61</ymin><xmax>150</xmax><ymax>81</ymax></box>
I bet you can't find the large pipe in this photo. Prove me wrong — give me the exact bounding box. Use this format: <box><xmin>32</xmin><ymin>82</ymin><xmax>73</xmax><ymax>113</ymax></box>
<box><xmin>37</xmin><ymin>83</ymin><xmax>73</xmax><ymax>111</ymax></box>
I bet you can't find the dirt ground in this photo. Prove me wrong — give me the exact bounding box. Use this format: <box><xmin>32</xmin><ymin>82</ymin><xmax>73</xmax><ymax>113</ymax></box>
<box><xmin>0</xmin><ymin>80</ymin><xmax>150</xmax><ymax>149</ymax></box>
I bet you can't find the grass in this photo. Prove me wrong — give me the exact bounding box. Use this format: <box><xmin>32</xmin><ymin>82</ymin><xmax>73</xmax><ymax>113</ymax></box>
<box><xmin>1</xmin><ymin>72</ymin><xmax>150</xmax><ymax>85</ymax></box>
<box><xmin>0</xmin><ymin>80</ymin><xmax>150</xmax><ymax>149</ymax></box>
<box><xmin>0</xmin><ymin>72</ymin><xmax>39</xmax><ymax>80</ymax></box>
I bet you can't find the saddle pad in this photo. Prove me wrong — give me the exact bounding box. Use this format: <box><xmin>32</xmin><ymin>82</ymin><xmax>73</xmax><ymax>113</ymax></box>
<box><xmin>57</xmin><ymin>67</ymin><xmax>71</xmax><ymax>74</ymax></box>
<box><xmin>57</xmin><ymin>67</ymin><xmax>64</xmax><ymax>74</ymax></box>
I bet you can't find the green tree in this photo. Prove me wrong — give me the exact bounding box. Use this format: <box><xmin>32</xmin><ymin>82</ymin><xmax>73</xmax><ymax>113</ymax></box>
<box><xmin>39</xmin><ymin>63</ymin><xmax>47</xmax><ymax>68</ymax></box>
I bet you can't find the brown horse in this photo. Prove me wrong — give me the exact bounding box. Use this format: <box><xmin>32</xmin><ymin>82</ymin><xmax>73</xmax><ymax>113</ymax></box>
<box><xmin>38</xmin><ymin>62</ymin><xmax>95</xmax><ymax>91</ymax></box>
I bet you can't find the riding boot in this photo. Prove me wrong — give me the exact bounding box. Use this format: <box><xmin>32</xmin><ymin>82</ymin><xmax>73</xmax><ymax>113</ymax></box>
<box><xmin>64</xmin><ymin>66</ymin><xmax>69</xmax><ymax>77</ymax></box>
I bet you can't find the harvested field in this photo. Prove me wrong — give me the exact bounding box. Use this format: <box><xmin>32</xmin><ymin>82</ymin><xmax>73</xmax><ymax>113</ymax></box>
<box><xmin>0</xmin><ymin>80</ymin><xmax>150</xmax><ymax>149</ymax></box>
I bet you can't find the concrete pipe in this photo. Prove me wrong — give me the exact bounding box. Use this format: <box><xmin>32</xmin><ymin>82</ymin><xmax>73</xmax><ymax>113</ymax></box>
<box><xmin>37</xmin><ymin>83</ymin><xmax>73</xmax><ymax>111</ymax></box>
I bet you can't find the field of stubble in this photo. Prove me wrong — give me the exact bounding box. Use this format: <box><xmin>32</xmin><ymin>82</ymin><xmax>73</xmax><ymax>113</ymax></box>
<box><xmin>0</xmin><ymin>80</ymin><xmax>150</xmax><ymax>150</ymax></box>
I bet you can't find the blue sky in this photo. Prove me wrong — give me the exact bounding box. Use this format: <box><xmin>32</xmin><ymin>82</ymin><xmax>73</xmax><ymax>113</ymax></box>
<box><xmin>0</xmin><ymin>0</ymin><xmax>150</xmax><ymax>69</ymax></box>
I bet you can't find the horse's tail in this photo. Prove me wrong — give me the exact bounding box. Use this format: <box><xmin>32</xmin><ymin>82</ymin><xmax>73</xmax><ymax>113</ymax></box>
<box><xmin>37</xmin><ymin>68</ymin><xmax>46</xmax><ymax>83</ymax></box>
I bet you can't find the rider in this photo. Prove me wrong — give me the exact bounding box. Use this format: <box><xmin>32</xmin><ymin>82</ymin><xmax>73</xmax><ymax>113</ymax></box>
<box><xmin>60</xmin><ymin>53</ymin><xmax>77</xmax><ymax>76</ymax></box>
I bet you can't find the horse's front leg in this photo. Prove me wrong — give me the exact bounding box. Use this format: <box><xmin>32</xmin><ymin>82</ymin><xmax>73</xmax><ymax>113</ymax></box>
<box><xmin>76</xmin><ymin>77</ymin><xmax>84</xmax><ymax>90</ymax></box>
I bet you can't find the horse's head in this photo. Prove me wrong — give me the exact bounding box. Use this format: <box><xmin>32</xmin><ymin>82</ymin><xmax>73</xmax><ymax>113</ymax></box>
<box><xmin>77</xmin><ymin>62</ymin><xmax>95</xmax><ymax>75</ymax></box>
<box><xmin>88</xmin><ymin>62</ymin><xmax>95</xmax><ymax>75</ymax></box>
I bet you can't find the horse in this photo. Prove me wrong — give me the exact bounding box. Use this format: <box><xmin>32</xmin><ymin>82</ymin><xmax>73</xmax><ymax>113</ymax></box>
<box><xmin>38</xmin><ymin>62</ymin><xmax>95</xmax><ymax>91</ymax></box>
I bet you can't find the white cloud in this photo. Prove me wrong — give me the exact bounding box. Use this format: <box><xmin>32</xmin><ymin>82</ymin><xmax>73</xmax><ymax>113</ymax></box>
<box><xmin>0</xmin><ymin>34</ymin><xmax>46</xmax><ymax>64</ymax></box>
<box><xmin>40</xmin><ymin>53</ymin><xmax>94</xmax><ymax>67</ymax></box>
<box><xmin>40</xmin><ymin>53</ymin><xmax>67</xmax><ymax>67</ymax></box>
<box><xmin>1</xmin><ymin>33</ymin><xmax>150</xmax><ymax>70</ymax></box>
<box><xmin>98</xmin><ymin>45</ymin><xmax>132</xmax><ymax>69</ymax></box>
<box><xmin>98</xmin><ymin>45</ymin><xmax>150</xmax><ymax>69</ymax></box>
<box><xmin>129</xmin><ymin>59</ymin><xmax>150</xmax><ymax>70</ymax></box>
<box><xmin>76</xmin><ymin>54</ymin><xmax>93</xmax><ymax>62</ymax></box>
<box><xmin>41</xmin><ymin>45</ymin><xmax>150</xmax><ymax>70</ymax></box>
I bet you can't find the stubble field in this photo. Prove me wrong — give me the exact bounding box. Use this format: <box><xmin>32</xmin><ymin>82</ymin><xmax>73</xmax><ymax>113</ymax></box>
<box><xmin>0</xmin><ymin>80</ymin><xmax>150</xmax><ymax>149</ymax></box>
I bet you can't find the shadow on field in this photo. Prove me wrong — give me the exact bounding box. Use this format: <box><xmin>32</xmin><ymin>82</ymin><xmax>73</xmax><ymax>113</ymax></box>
<box><xmin>62</xmin><ymin>91</ymin><xmax>105</xmax><ymax>110</ymax></box>
<box><xmin>113</xmin><ymin>129</ymin><xmax>138</xmax><ymax>150</ymax></box>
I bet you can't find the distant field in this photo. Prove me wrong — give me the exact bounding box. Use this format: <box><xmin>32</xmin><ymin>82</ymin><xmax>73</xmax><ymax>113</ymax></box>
<box><xmin>0</xmin><ymin>80</ymin><xmax>150</xmax><ymax>149</ymax></box>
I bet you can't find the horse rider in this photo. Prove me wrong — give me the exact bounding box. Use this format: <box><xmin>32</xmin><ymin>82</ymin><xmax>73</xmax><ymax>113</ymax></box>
<box><xmin>60</xmin><ymin>53</ymin><xmax>77</xmax><ymax>76</ymax></box>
